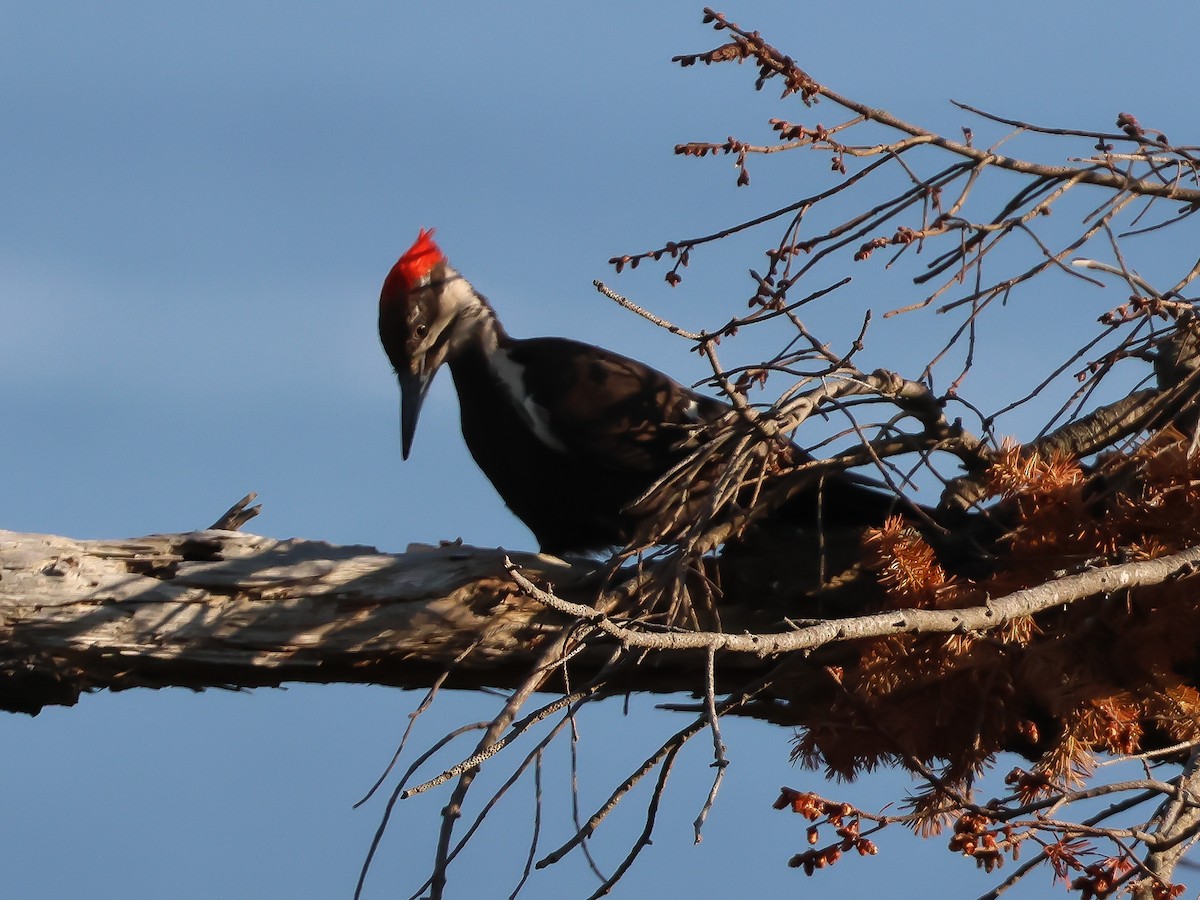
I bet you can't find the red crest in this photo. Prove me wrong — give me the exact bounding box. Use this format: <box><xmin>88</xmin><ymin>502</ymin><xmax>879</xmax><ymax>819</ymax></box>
<box><xmin>393</xmin><ymin>228</ymin><xmax>443</xmax><ymax>289</ymax></box>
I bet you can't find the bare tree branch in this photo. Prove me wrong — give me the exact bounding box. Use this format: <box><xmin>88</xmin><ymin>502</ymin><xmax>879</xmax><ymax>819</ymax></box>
<box><xmin>505</xmin><ymin>546</ymin><xmax>1200</xmax><ymax>656</ymax></box>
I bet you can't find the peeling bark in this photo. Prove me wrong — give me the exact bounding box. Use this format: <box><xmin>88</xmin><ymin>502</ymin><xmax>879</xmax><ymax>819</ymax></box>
<box><xmin>0</xmin><ymin>529</ymin><xmax>782</xmax><ymax>714</ymax></box>
<box><xmin>0</xmin><ymin>529</ymin><xmax>581</xmax><ymax>713</ymax></box>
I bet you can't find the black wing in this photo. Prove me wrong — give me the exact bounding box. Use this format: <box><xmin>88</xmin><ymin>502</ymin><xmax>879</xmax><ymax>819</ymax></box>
<box><xmin>507</xmin><ymin>336</ymin><xmax>727</xmax><ymax>474</ymax></box>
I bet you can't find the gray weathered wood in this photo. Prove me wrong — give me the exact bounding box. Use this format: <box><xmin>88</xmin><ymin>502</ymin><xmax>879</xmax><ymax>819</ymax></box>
<box><xmin>0</xmin><ymin>529</ymin><xmax>611</xmax><ymax>713</ymax></box>
<box><xmin>0</xmin><ymin>528</ymin><xmax>780</xmax><ymax>714</ymax></box>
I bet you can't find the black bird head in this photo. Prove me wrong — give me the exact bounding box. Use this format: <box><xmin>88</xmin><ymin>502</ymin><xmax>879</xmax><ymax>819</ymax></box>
<box><xmin>379</xmin><ymin>228</ymin><xmax>484</xmax><ymax>458</ymax></box>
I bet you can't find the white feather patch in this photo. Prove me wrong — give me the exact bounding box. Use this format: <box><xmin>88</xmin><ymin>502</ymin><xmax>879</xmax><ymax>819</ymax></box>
<box><xmin>490</xmin><ymin>349</ymin><xmax>568</xmax><ymax>452</ymax></box>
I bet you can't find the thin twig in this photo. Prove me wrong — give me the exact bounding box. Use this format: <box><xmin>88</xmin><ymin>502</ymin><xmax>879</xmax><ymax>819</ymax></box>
<box><xmin>693</xmin><ymin>646</ymin><xmax>730</xmax><ymax>843</ymax></box>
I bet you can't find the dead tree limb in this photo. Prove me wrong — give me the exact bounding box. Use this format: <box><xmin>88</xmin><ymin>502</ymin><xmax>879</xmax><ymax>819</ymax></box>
<box><xmin>0</xmin><ymin>528</ymin><xmax>795</xmax><ymax>715</ymax></box>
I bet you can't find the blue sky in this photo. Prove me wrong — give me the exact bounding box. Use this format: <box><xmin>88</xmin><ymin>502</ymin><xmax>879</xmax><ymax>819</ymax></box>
<box><xmin>3</xmin><ymin>2</ymin><xmax>1198</xmax><ymax>897</ymax></box>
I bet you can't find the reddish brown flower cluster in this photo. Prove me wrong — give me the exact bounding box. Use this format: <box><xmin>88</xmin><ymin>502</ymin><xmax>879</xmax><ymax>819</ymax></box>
<box><xmin>768</xmin><ymin>118</ymin><xmax>814</xmax><ymax>141</ymax></box>
<box><xmin>609</xmin><ymin>243</ymin><xmax>691</xmax><ymax>287</ymax></box>
<box><xmin>1004</xmin><ymin>766</ymin><xmax>1054</xmax><ymax>803</ymax></box>
<box><xmin>1069</xmin><ymin>856</ymin><xmax>1133</xmax><ymax>899</ymax></box>
<box><xmin>672</xmin><ymin>9</ymin><xmax>822</xmax><ymax>103</ymax></box>
<box><xmin>948</xmin><ymin>813</ymin><xmax>1016</xmax><ymax>873</ymax></box>
<box><xmin>1098</xmin><ymin>294</ymin><xmax>1174</xmax><ymax>325</ymax></box>
<box><xmin>774</xmin><ymin>788</ymin><xmax>878</xmax><ymax>875</ymax></box>
<box><xmin>788</xmin><ymin>435</ymin><xmax>1200</xmax><ymax>822</ymax></box>
<box><xmin>855</xmin><ymin>225</ymin><xmax>923</xmax><ymax>261</ymax></box>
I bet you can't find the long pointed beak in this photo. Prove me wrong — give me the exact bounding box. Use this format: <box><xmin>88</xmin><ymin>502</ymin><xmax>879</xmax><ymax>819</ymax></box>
<box><xmin>399</xmin><ymin>370</ymin><xmax>434</xmax><ymax>460</ymax></box>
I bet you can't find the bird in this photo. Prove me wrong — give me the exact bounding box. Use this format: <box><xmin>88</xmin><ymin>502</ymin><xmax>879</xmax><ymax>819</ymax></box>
<box><xmin>378</xmin><ymin>228</ymin><xmax>902</xmax><ymax>555</ymax></box>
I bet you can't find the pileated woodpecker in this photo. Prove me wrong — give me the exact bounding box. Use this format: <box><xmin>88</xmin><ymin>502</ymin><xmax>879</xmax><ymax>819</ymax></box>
<box><xmin>379</xmin><ymin>229</ymin><xmax>899</xmax><ymax>555</ymax></box>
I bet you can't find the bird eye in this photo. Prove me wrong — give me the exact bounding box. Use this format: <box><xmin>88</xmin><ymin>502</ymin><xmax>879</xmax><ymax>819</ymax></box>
<box><xmin>414</xmin><ymin>323</ymin><xmax>429</xmax><ymax>339</ymax></box>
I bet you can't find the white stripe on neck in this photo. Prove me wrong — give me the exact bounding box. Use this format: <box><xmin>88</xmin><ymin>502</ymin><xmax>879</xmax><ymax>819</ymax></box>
<box><xmin>489</xmin><ymin>349</ymin><xmax>569</xmax><ymax>452</ymax></box>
